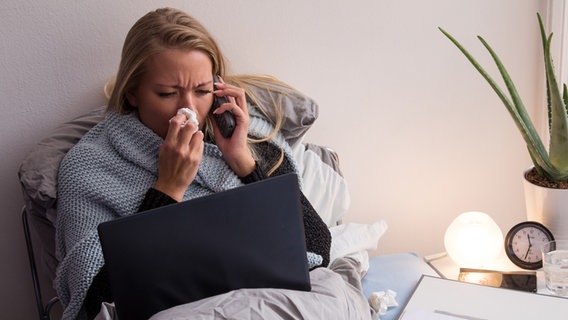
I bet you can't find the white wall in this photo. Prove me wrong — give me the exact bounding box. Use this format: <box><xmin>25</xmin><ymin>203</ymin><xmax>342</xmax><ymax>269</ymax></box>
<box><xmin>0</xmin><ymin>0</ymin><xmax>552</xmax><ymax>317</ymax></box>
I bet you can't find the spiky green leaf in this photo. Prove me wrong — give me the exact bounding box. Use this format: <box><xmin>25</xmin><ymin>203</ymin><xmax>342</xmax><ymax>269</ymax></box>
<box><xmin>439</xmin><ymin>17</ymin><xmax>568</xmax><ymax>182</ymax></box>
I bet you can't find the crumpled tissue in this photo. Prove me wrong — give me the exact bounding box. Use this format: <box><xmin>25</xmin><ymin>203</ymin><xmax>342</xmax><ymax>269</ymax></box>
<box><xmin>368</xmin><ymin>289</ymin><xmax>398</xmax><ymax>317</ymax></box>
<box><xmin>176</xmin><ymin>108</ymin><xmax>199</xmax><ymax>132</ymax></box>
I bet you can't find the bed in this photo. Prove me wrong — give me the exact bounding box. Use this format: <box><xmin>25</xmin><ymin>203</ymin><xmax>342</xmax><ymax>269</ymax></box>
<box><xmin>19</xmin><ymin>77</ymin><xmax>439</xmax><ymax>320</ymax></box>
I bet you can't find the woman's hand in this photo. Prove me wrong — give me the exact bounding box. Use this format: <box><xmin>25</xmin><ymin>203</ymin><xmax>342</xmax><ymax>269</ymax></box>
<box><xmin>154</xmin><ymin>114</ymin><xmax>204</xmax><ymax>202</ymax></box>
<box><xmin>212</xmin><ymin>79</ymin><xmax>256</xmax><ymax>177</ymax></box>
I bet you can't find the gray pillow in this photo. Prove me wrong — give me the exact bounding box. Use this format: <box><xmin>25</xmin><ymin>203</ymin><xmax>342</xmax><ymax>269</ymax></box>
<box><xmin>19</xmin><ymin>106</ymin><xmax>106</xmax><ymax>220</ymax></box>
<box><xmin>19</xmin><ymin>82</ymin><xmax>318</xmax><ymax>219</ymax></box>
<box><xmin>247</xmin><ymin>81</ymin><xmax>319</xmax><ymax>146</ymax></box>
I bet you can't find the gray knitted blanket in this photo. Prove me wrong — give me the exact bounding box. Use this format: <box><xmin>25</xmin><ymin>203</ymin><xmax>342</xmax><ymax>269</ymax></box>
<box><xmin>55</xmin><ymin>109</ymin><xmax>301</xmax><ymax>319</ymax></box>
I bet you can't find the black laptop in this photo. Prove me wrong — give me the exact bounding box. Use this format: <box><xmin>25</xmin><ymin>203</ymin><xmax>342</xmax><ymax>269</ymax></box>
<box><xmin>97</xmin><ymin>173</ymin><xmax>311</xmax><ymax>320</ymax></box>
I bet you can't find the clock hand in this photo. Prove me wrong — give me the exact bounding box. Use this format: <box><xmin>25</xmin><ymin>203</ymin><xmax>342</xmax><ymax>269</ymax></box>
<box><xmin>524</xmin><ymin>246</ymin><xmax>531</xmax><ymax>259</ymax></box>
<box><xmin>527</xmin><ymin>233</ymin><xmax>532</xmax><ymax>246</ymax></box>
<box><xmin>523</xmin><ymin>234</ymin><xmax>533</xmax><ymax>259</ymax></box>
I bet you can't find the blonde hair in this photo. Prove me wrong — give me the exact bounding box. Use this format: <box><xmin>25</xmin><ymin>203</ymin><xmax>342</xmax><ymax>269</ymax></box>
<box><xmin>107</xmin><ymin>7</ymin><xmax>225</xmax><ymax>114</ymax></box>
<box><xmin>106</xmin><ymin>8</ymin><xmax>291</xmax><ymax>175</ymax></box>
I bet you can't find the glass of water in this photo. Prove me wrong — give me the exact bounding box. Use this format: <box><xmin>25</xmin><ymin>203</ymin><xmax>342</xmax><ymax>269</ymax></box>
<box><xmin>542</xmin><ymin>240</ymin><xmax>568</xmax><ymax>296</ymax></box>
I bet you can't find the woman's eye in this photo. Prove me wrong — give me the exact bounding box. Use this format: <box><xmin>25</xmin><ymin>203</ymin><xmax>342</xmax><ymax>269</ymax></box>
<box><xmin>157</xmin><ymin>92</ymin><xmax>177</xmax><ymax>98</ymax></box>
<box><xmin>196</xmin><ymin>89</ymin><xmax>212</xmax><ymax>96</ymax></box>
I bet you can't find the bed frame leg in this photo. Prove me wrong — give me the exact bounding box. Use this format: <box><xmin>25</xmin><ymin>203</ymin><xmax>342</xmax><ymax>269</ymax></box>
<box><xmin>22</xmin><ymin>207</ymin><xmax>58</xmax><ymax>320</ymax></box>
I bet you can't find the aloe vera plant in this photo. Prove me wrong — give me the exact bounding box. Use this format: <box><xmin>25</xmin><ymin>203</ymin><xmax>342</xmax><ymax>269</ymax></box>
<box><xmin>439</xmin><ymin>13</ymin><xmax>568</xmax><ymax>185</ymax></box>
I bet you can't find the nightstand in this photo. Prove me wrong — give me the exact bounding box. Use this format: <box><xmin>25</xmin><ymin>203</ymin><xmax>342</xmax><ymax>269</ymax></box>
<box><xmin>424</xmin><ymin>251</ymin><xmax>548</xmax><ymax>294</ymax></box>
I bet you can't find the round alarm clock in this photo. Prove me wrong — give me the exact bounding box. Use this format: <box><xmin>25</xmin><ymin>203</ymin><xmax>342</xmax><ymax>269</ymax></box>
<box><xmin>504</xmin><ymin>221</ymin><xmax>554</xmax><ymax>270</ymax></box>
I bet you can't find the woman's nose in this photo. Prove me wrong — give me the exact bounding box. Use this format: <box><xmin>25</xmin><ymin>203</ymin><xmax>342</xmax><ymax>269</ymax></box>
<box><xmin>179</xmin><ymin>92</ymin><xmax>194</xmax><ymax>108</ymax></box>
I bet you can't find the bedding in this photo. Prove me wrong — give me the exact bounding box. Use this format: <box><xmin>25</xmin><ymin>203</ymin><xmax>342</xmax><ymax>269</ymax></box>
<box><xmin>362</xmin><ymin>253</ymin><xmax>441</xmax><ymax>320</ymax></box>
<box><xmin>94</xmin><ymin>257</ymin><xmax>375</xmax><ymax>320</ymax></box>
<box><xmin>330</xmin><ymin>220</ymin><xmax>389</xmax><ymax>273</ymax></box>
<box><xmin>55</xmin><ymin>108</ymin><xmax>328</xmax><ymax>318</ymax></box>
<box><xmin>292</xmin><ymin>140</ymin><xmax>350</xmax><ymax>227</ymax></box>
<box><xmin>18</xmin><ymin>76</ymin><xmax>438</xmax><ymax>320</ymax></box>
<box><xmin>92</xmin><ymin>253</ymin><xmax>437</xmax><ymax>320</ymax></box>
<box><xmin>17</xmin><ymin>79</ymin><xmax>326</xmax><ymax>310</ymax></box>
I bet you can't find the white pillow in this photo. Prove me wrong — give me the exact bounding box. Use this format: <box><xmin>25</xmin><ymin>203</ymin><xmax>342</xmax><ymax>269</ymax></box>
<box><xmin>293</xmin><ymin>141</ymin><xmax>350</xmax><ymax>227</ymax></box>
<box><xmin>329</xmin><ymin>220</ymin><xmax>389</xmax><ymax>272</ymax></box>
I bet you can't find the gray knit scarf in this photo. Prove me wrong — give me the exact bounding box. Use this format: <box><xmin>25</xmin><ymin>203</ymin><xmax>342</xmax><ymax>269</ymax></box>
<box><xmin>55</xmin><ymin>109</ymin><xmax>302</xmax><ymax>319</ymax></box>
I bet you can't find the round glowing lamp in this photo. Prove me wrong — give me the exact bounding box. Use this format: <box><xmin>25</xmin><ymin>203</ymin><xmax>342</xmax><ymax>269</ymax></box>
<box><xmin>444</xmin><ymin>211</ymin><xmax>503</xmax><ymax>268</ymax></box>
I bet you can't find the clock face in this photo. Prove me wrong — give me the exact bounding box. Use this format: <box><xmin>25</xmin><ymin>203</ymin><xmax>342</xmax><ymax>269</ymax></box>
<box><xmin>504</xmin><ymin>221</ymin><xmax>555</xmax><ymax>270</ymax></box>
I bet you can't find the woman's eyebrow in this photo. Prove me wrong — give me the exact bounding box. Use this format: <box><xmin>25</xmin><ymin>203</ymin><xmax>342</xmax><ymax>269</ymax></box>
<box><xmin>155</xmin><ymin>83</ymin><xmax>182</xmax><ymax>89</ymax></box>
<box><xmin>155</xmin><ymin>81</ymin><xmax>213</xmax><ymax>89</ymax></box>
<box><xmin>196</xmin><ymin>81</ymin><xmax>213</xmax><ymax>88</ymax></box>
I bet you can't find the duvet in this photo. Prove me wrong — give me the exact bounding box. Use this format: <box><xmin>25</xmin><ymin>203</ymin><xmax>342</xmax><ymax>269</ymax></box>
<box><xmin>94</xmin><ymin>257</ymin><xmax>376</xmax><ymax>320</ymax></box>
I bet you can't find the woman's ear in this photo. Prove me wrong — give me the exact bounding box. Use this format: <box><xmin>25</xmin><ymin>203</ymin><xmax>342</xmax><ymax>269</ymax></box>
<box><xmin>126</xmin><ymin>91</ymin><xmax>137</xmax><ymax>108</ymax></box>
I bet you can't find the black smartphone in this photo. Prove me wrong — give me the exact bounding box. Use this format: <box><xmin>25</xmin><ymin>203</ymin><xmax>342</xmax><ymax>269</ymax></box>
<box><xmin>211</xmin><ymin>75</ymin><xmax>236</xmax><ymax>138</ymax></box>
<box><xmin>458</xmin><ymin>268</ymin><xmax>537</xmax><ymax>293</ymax></box>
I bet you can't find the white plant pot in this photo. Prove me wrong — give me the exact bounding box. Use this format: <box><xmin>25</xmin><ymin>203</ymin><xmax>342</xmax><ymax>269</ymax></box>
<box><xmin>523</xmin><ymin>168</ymin><xmax>568</xmax><ymax>240</ymax></box>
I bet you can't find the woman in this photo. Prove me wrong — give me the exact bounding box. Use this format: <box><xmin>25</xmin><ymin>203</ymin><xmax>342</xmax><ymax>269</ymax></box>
<box><xmin>55</xmin><ymin>7</ymin><xmax>333</xmax><ymax>319</ymax></box>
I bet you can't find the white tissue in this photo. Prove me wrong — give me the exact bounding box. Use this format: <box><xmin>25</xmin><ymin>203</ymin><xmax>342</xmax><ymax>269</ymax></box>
<box><xmin>176</xmin><ymin>108</ymin><xmax>198</xmax><ymax>132</ymax></box>
<box><xmin>368</xmin><ymin>289</ymin><xmax>398</xmax><ymax>316</ymax></box>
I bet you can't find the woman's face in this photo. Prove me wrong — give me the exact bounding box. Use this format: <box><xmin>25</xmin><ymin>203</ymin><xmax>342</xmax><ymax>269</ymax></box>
<box><xmin>127</xmin><ymin>49</ymin><xmax>215</xmax><ymax>139</ymax></box>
